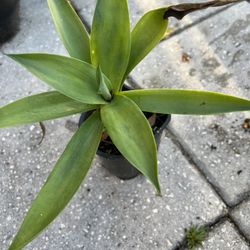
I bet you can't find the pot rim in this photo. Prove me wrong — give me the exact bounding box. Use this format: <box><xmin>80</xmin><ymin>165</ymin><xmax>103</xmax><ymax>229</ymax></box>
<box><xmin>96</xmin><ymin>113</ymin><xmax>171</xmax><ymax>159</ymax></box>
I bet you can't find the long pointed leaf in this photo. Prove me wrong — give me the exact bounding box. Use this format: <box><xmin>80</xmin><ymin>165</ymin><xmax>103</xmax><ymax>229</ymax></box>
<box><xmin>0</xmin><ymin>91</ymin><xmax>97</xmax><ymax>128</ymax></box>
<box><xmin>124</xmin><ymin>8</ymin><xmax>168</xmax><ymax>80</ymax></box>
<box><xmin>9</xmin><ymin>111</ymin><xmax>103</xmax><ymax>250</ymax></box>
<box><xmin>8</xmin><ymin>53</ymin><xmax>107</xmax><ymax>104</ymax></box>
<box><xmin>91</xmin><ymin>0</ymin><xmax>131</xmax><ymax>92</ymax></box>
<box><xmin>48</xmin><ymin>0</ymin><xmax>91</xmax><ymax>62</ymax></box>
<box><xmin>100</xmin><ymin>95</ymin><xmax>160</xmax><ymax>193</ymax></box>
<box><xmin>121</xmin><ymin>89</ymin><xmax>250</xmax><ymax>115</ymax></box>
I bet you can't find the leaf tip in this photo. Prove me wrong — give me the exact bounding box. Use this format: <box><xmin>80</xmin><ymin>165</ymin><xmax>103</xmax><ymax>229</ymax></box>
<box><xmin>155</xmin><ymin>182</ymin><xmax>162</xmax><ymax>196</ymax></box>
<box><xmin>6</xmin><ymin>54</ymin><xmax>21</xmax><ymax>61</ymax></box>
<box><xmin>5</xmin><ymin>53</ymin><xmax>15</xmax><ymax>58</ymax></box>
<box><xmin>151</xmin><ymin>173</ymin><xmax>161</xmax><ymax>196</ymax></box>
<box><xmin>8</xmin><ymin>237</ymin><xmax>21</xmax><ymax>250</ymax></box>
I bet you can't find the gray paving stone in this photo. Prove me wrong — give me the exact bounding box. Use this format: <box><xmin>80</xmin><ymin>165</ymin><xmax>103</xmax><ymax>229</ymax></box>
<box><xmin>194</xmin><ymin>221</ymin><xmax>249</xmax><ymax>250</ymax></box>
<box><xmin>232</xmin><ymin>199</ymin><xmax>250</xmax><ymax>241</ymax></box>
<box><xmin>0</xmin><ymin>0</ymin><xmax>226</xmax><ymax>250</ymax></box>
<box><xmin>1</xmin><ymin>130</ymin><xmax>226</xmax><ymax>250</ymax></box>
<box><xmin>130</xmin><ymin>1</ymin><xmax>250</xmax><ymax>206</ymax></box>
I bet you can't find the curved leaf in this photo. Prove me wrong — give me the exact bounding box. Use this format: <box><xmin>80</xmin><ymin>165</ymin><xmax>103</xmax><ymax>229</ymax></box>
<box><xmin>124</xmin><ymin>8</ymin><xmax>168</xmax><ymax>80</ymax></box>
<box><xmin>100</xmin><ymin>94</ymin><xmax>160</xmax><ymax>193</ymax></box>
<box><xmin>9</xmin><ymin>111</ymin><xmax>103</xmax><ymax>250</ymax></box>
<box><xmin>91</xmin><ymin>0</ymin><xmax>131</xmax><ymax>92</ymax></box>
<box><xmin>0</xmin><ymin>91</ymin><xmax>97</xmax><ymax>128</ymax></box>
<box><xmin>164</xmin><ymin>0</ymin><xmax>240</xmax><ymax>20</ymax></box>
<box><xmin>96</xmin><ymin>66</ymin><xmax>112</xmax><ymax>101</ymax></box>
<box><xmin>8</xmin><ymin>53</ymin><xmax>107</xmax><ymax>104</ymax></box>
<box><xmin>48</xmin><ymin>0</ymin><xmax>91</xmax><ymax>62</ymax></box>
<box><xmin>121</xmin><ymin>89</ymin><xmax>250</xmax><ymax>115</ymax></box>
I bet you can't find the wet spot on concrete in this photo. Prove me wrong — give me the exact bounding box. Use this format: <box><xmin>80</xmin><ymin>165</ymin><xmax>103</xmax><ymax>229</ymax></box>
<box><xmin>202</xmin><ymin>57</ymin><xmax>220</xmax><ymax>71</ymax></box>
<box><xmin>189</xmin><ymin>68</ymin><xmax>196</xmax><ymax>76</ymax></box>
<box><xmin>209</xmin><ymin>123</ymin><xmax>228</xmax><ymax>142</ymax></box>
<box><xmin>243</xmin><ymin>32</ymin><xmax>250</xmax><ymax>43</ymax></box>
<box><xmin>214</xmin><ymin>73</ymin><xmax>231</xmax><ymax>87</ymax></box>
<box><xmin>65</xmin><ymin>120</ymin><xmax>78</xmax><ymax>132</ymax></box>
<box><xmin>229</xmin><ymin>49</ymin><xmax>245</xmax><ymax>66</ymax></box>
<box><xmin>220</xmin><ymin>14</ymin><xmax>250</xmax><ymax>41</ymax></box>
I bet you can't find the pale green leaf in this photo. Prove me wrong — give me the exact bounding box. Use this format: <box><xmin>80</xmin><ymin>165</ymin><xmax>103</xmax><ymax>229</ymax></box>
<box><xmin>0</xmin><ymin>91</ymin><xmax>97</xmax><ymax>128</ymax></box>
<box><xmin>124</xmin><ymin>8</ymin><xmax>168</xmax><ymax>80</ymax></box>
<box><xmin>100</xmin><ymin>94</ymin><xmax>160</xmax><ymax>193</ymax></box>
<box><xmin>8</xmin><ymin>53</ymin><xmax>107</xmax><ymax>104</ymax></box>
<box><xmin>9</xmin><ymin>111</ymin><xmax>103</xmax><ymax>250</ymax></box>
<box><xmin>121</xmin><ymin>89</ymin><xmax>250</xmax><ymax>115</ymax></box>
<box><xmin>91</xmin><ymin>0</ymin><xmax>131</xmax><ymax>92</ymax></box>
<box><xmin>48</xmin><ymin>0</ymin><xmax>90</xmax><ymax>62</ymax></box>
<box><xmin>96</xmin><ymin>66</ymin><xmax>112</xmax><ymax>101</ymax></box>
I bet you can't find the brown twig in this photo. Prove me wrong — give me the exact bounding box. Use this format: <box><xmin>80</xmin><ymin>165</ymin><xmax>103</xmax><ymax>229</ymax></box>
<box><xmin>164</xmin><ymin>0</ymin><xmax>244</xmax><ymax>19</ymax></box>
<box><xmin>38</xmin><ymin>122</ymin><xmax>46</xmax><ymax>145</ymax></box>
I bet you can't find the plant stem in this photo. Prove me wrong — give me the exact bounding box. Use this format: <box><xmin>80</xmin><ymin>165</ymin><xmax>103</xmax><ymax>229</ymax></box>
<box><xmin>164</xmin><ymin>0</ymin><xmax>244</xmax><ymax>19</ymax></box>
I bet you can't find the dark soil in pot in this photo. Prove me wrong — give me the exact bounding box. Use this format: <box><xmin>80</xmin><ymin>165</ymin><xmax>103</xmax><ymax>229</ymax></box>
<box><xmin>78</xmin><ymin>86</ymin><xmax>171</xmax><ymax>180</ymax></box>
<box><xmin>0</xmin><ymin>0</ymin><xmax>20</xmax><ymax>45</ymax></box>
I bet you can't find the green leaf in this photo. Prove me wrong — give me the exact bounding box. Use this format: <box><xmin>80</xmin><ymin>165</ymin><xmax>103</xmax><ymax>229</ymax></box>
<box><xmin>0</xmin><ymin>91</ymin><xmax>97</xmax><ymax>128</ymax></box>
<box><xmin>91</xmin><ymin>0</ymin><xmax>131</xmax><ymax>92</ymax></box>
<box><xmin>96</xmin><ymin>66</ymin><xmax>112</xmax><ymax>101</ymax></box>
<box><xmin>100</xmin><ymin>94</ymin><xmax>160</xmax><ymax>193</ymax></box>
<box><xmin>121</xmin><ymin>89</ymin><xmax>250</xmax><ymax>115</ymax></box>
<box><xmin>124</xmin><ymin>8</ymin><xmax>168</xmax><ymax>80</ymax></box>
<box><xmin>8</xmin><ymin>53</ymin><xmax>107</xmax><ymax>104</ymax></box>
<box><xmin>47</xmin><ymin>0</ymin><xmax>91</xmax><ymax>62</ymax></box>
<box><xmin>9</xmin><ymin>111</ymin><xmax>103</xmax><ymax>250</ymax></box>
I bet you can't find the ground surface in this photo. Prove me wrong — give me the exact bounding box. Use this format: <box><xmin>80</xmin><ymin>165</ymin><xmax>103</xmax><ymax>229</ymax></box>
<box><xmin>0</xmin><ymin>0</ymin><xmax>250</xmax><ymax>249</ymax></box>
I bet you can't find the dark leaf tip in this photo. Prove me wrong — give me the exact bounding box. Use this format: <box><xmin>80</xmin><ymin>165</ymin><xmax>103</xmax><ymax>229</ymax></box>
<box><xmin>164</xmin><ymin>0</ymin><xmax>242</xmax><ymax>20</ymax></box>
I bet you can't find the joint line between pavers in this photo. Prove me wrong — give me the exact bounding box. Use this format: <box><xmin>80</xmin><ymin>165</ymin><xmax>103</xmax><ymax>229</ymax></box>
<box><xmin>166</xmin><ymin>127</ymin><xmax>229</xmax><ymax>206</ymax></box>
<box><xmin>126</xmin><ymin>75</ymin><xmax>142</xmax><ymax>89</ymax></box>
<box><xmin>171</xmin><ymin>214</ymin><xmax>228</xmax><ymax>250</ymax></box>
<box><xmin>172</xmin><ymin>215</ymin><xmax>250</xmax><ymax>250</ymax></box>
<box><xmin>227</xmin><ymin>214</ymin><xmax>250</xmax><ymax>245</ymax></box>
<box><xmin>228</xmin><ymin>197</ymin><xmax>250</xmax><ymax>243</ymax></box>
<box><xmin>166</xmin><ymin>127</ymin><xmax>250</xmax><ymax>208</ymax></box>
<box><xmin>166</xmin><ymin>128</ymin><xmax>250</xmax><ymax>245</ymax></box>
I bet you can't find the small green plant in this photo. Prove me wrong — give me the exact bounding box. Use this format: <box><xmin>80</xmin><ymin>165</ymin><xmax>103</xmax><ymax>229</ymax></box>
<box><xmin>0</xmin><ymin>0</ymin><xmax>247</xmax><ymax>249</ymax></box>
<box><xmin>186</xmin><ymin>225</ymin><xmax>208</xmax><ymax>250</ymax></box>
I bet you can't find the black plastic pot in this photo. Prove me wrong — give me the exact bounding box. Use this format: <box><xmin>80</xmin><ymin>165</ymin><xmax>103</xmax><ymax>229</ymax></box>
<box><xmin>0</xmin><ymin>0</ymin><xmax>19</xmax><ymax>44</ymax></box>
<box><xmin>78</xmin><ymin>86</ymin><xmax>171</xmax><ymax>180</ymax></box>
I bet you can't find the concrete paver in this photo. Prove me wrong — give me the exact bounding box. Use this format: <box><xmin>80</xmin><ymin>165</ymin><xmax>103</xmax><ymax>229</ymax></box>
<box><xmin>194</xmin><ymin>221</ymin><xmax>249</xmax><ymax>250</ymax></box>
<box><xmin>0</xmin><ymin>0</ymin><xmax>230</xmax><ymax>249</ymax></box>
<box><xmin>232</xmin><ymin>199</ymin><xmax>250</xmax><ymax>241</ymax></box>
<box><xmin>1</xmin><ymin>131</ymin><xmax>226</xmax><ymax>249</ymax></box>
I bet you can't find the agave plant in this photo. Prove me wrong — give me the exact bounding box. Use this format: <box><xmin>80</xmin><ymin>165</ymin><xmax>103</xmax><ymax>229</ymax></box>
<box><xmin>1</xmin><ymin>0</ymin><xmax>249</xmax><ymax>249</ymax></box>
